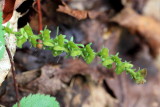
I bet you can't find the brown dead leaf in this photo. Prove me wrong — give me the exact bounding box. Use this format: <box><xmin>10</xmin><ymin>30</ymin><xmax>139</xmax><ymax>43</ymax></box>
<box><xmin>0</xmin><ymin>0</ymin><xmax>34</xmax><ymax>86</ymax></box>
<box><xmin>56</xmin><ymin>2</ymin><xmax>108</xmax><ymax>20</ymax></box>
<box><xmin>111</xmin><ymin>7</ymin><xmax>160</xmax><ymax>57</ymax></box>
<box><xmin>143</xmin><ymin>0</ymin><xmax>160</xmax><ymax>21</ymax></box>
<box><xmin>16</xmin><ymin>69</ymin><xmax>40</xmax><ymax>85</ymax></box>
<box><xmin>14</xmin><ymin>59</ymin><xmax>116</xmax><ymax>106</ymax></box>
<box><xmin>62</xmin><ymin>77</ymin><xmax>116</xmax><ymax>107</ymax></box>
<box><xmin>3</xmin><ymin>0</ymin><xmax>26</xmax><ymax>23</ymax></box>
<box><xmin>24</xmin><ymin>59</ymin><xmax>105</xmax><ymax>93</ymax></box>
<box><xmin>57</xmin><ymin>2</ymin><xmax>88</xmax><ymax>20</ymax></box>
<box><xmin>106</xmin><ymin>69</ymin><xmax>160</xmax><ymax>107</ymax></box>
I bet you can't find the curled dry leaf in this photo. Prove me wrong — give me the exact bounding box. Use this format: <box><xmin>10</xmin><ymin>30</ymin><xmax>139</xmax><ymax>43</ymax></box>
<box><xmin>57</xmin><ymin>2</ymin><xmax>109</xmax><ymax>20</ymax></box>
<box><xmin>57</xmin><ymin>2</ymin><xmax>88</xmax><ymax>20</ymax></box>
<box><xmin>111</xmin><ymin>7</ymin><xmax>160</xmax><ymax>57</ymax></box>
<box><xmin>3</xmin><ymin>0</ymin><xmax>25</xmax><ymax>23</ymax></box>
<box><xmin>2</xmin><ymin>0</ymin><xmax>15</xmax><ymax>23</ymax></box>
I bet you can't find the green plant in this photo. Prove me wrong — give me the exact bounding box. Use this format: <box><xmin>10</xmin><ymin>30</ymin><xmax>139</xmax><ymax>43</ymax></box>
<box><xmin>13</xmin><ymin>94</ymin><xmax>59</xmax><ymax>107</ymax></box>
<box><xmin>0</xmin><ymin>11</ymin><xmax>5</xmax><ymax>60</ymax></box>
<box><xmin>2</xmin><ymin>24</ymin><xmax>146</xmax><ymax>84</ymax></box>
<box><xmin>0</xmin><ymin>7</ymin><xmax>146</xmax><ymax>84</ymax></box>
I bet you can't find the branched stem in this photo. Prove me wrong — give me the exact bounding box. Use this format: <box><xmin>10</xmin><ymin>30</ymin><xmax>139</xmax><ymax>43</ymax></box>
<box><xmin>3</xmin><ymin>24</ymin><xmax>147</xmax><ymax>84</ymax></box>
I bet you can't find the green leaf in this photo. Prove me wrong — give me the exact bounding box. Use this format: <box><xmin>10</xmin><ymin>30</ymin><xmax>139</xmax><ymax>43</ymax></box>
<box><xmin>76</xmin><ymin>44</ymin><xmax>84</xmax><ymax>47</ymax></box>
<box><xmin>58</xmin><ymin>34</ymin><xmax>65</xmax><ymax>46</ymax></box>
<box><xmin>123</xmin><ymin>62</ymin><xmax>133</xmax><ymax>69</ymax></box>
<box><xmin>3</xmin><ymin>26</ymin><xmax>13</xmax><ymax>34</ymax></box>
<box><xmin>23</xmin><ymin>24</ymin><xmax>34</xmax><ymax>36</ymax></box>
<box><xmin>13</xmin><ymin>94</ymin><xmax>59</xmax><ymax>107</ymax></box>
<box><xmin>43</xmin><ymin>41</ymin><xmax>54</xmax><ymax>46</ymax></box>
<box><xmin>102</xmin><ymin>58</ymin><xmax>114</xmax><ymax>67</ymax></box>
<box><xmin>70</xmin><ymin>50</ymin><xmax>82</xmax><ymax>57</ymax></box>
<box><xmin>0</xmin><ymin>36</ymin><xmax>5</xmax><ymax>60</ymax></box>
<box><xmin>54</xmin><ymin>46</ymin><xmax>66</xmax><ymax>51</ymax></box>
<box><xmin>70</xmin><ymin>36</ymin><xmax>74</xmax><ymax>41</ymax></box>
<box><xmin>17</xmin><ymin>36</ymin><xmax>27</xmax><ymax>48</ymax></box>
<box><xmin>67</xmin><ymin>41</ymin><xmax>79</xmax><ymax>49</ymax></box>
<box><xmin>52</xmin><ymin>51</ymin><xmax>62</xmax><ymax>56</ymax></box>
<box><xmin>0</xmin><ymin>11</ymin><xmax>5</xmax><ymax>60</ymax></box>
<box><xmin>111</xmin><ymin>54</ymin><xmax>122</xmax><ymax>64</ymax></box>
<box><xmin>20</xmin><ymin>28</ymin><xmax>25</xmax><ymax>35</ymax></box>
<box><xmin>82</xmin><ymin>44</ymin><xmax>95</xmax><ymax>64</ymax></box>
<box><xmin>115</xmin><ymin>64</ymin><xmax>125</xmax><ymax>75</ymax></box>
<box><xmin>98</xmin><ymin>48</ymin><xmax>109</xmax><ymax>58</ymax></box>
<box><xmin>1</xmin><ymin>22</ymin><xmax>146</xmax><ymax>84</ymax></box>
<box><xmin>115</xmin><ymin>62</ymin><xmax>132</xmax><ymax>75</ymax></box>
<box><xmin>42</xmin><ymin>28</ymin><xmax>51</xmax><ymax>41</ymax></box>
<box><xmin>133</xmin><ymin>69</ymin><xmax>147</xmax><ymax>84</ymax></box>
<box><xmin>30</xmin><ymin>36</ymin><xmax>39</xmax><ymax>47</ymax></box>
<box><xmin>106</xmin><ymin>64</ymin><xmax>112</xmax><ymax>69</ymax></box>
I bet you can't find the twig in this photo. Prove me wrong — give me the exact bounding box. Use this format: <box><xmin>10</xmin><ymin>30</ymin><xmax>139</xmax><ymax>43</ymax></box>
<box><xmin>5</xmin><ymin>45</ymin><xmax>20</xmax><ymax>106</ymax></box>
<box><xmin>37</xmin><ymin>0</ymin><xmax>43</xmax><ymax>33</ymax></box>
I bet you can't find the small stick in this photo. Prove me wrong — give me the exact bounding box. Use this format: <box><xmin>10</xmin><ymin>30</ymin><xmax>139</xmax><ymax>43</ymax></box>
<box><xmin>5</xmin><ymin>45</ymin><xmax>20</xmax><ymax>106</ymax></box>
<box><xmin>37</xmin><ymin>0</ymin><xmax>43</xmax><ymax>33</ymax></box>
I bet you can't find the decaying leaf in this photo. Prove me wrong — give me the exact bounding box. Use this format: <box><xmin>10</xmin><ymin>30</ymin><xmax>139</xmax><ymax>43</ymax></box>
<box><xmin>111</xmin><ymin>7</ymin><xmax>160</xmax><ymax>57</ymax></box>
<box><xmin>57</xmin><ymin>2</ymin><xmax>107</xmax><ymax>20</ymax></box>
<box><xmin>0</xmin><ymin>0</ymin><xmax>25</xmax><ymax>85</ymax></box>
<box><xmin>22</xmin><ymin>59</ymin><xmax>104</xmax><ymax>93</ymax></box>
<box><xmin>143</xmin><ymin>0</ymin><xmax>160</xmax><ymax>21</ymax></box>
<box><xmin>0</xmin><ymin>0</ymin><xmax>34</xmax><ymax>85</ymax></box>
<box><xmin>57</xmin><ymin>2</ymin><xmax>88</xmax><ymax>20</ymax></box>
<box><xmin>0</xmin><ymin>11</ymin><xmax>21</xmax><ymax>86</ymax></box>
<box><xmin>14</xmin><ymin>59</ymin><xmax>116</xmax><ymax>106</ymax></box>
<box><xmin>3</xmin><ymin>0</ymin><xmax>26</xmax><ymax>23</ymax></box>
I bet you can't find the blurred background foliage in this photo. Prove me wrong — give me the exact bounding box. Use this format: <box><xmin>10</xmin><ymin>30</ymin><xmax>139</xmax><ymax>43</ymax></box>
<box><xmin>1</xmin><ymin>0</ymin><xmax>160</xmax><ymax>107</ymax></box>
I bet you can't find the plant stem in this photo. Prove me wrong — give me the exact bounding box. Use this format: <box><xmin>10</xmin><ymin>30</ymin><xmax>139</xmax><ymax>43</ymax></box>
<box><xmin>5</xmin><ymin>45</ymin><xmax>20</xmax><ymax>106</ymax></box>
<box><xmin>37</xmin><ymin>0</ymin><xmax>42</xmax><ymax>33</ymax></box>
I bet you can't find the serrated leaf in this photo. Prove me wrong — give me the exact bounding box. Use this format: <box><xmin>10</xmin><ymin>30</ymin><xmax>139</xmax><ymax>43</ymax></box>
<box><xmin>13</xmin><ymin>94</ymin><xmax>59</xmax><ymax>107</ymax></box>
